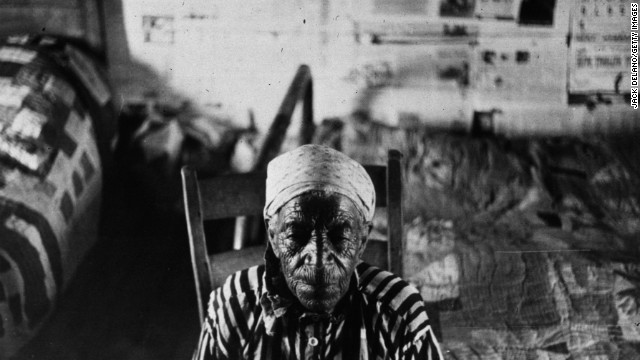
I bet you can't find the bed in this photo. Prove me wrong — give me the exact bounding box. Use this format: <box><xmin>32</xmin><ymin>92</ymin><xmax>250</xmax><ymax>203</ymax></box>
<box><xmin>316</xmin><ymin>118</ymin><xmax>640</xmax><ymax>359</ymax></box>
<box><xmin>0</xmin><ymin>35</ymin><xmax>113</xmax><ymax>358</ymax></box>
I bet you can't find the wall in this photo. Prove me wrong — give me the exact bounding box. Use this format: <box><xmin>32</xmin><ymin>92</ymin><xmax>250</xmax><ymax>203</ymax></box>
<box><xmin>106</xmin><ymin>0</ymin><xmax>638</xmax><ymax>135</ymax></box>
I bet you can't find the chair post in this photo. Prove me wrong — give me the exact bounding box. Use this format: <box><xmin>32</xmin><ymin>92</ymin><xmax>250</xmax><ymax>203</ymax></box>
<box><xmin>181</xmin><ymin>166</ymin><xmax>213</xmax><ymax>325</ymax></box>
<box><xmin>386</xmin><ymin>150</ymin><xmax>404</xmax><ymax>276</ymax></box>
<box><xmin>240</xmin><ymin>65</ymin><xmax>314</xmax><ymax>249</ymax></box>
<box><xmin>299</xmin><ymin>76</ymin><xmax>315</xmax><ymax>145</ymax></box>
<box><xmin>255</xmin><ymin>64</ymin><xmax>313</xmax><ymax>171</ymax></box>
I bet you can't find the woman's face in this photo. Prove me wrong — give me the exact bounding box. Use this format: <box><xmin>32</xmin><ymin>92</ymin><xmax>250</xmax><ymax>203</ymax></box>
<box><xmin>267</xmin><ymin>191</ymin><xmax>370</xmax><ymax>314</ymax></box>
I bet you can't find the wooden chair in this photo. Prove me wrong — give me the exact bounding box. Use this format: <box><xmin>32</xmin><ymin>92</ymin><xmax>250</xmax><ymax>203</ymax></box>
<box><xmin>181</xmin><ymin>149</ymin><xmax>404</xmax><ymax>325</ymax></box>
<box><xmin>232</xmin><ymin>64</ymin><xmax>315</xmax><ymax>250</ymax></box>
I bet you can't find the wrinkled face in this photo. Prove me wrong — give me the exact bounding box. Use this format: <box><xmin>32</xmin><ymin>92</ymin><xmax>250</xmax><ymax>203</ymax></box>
<box><xmin>267</xmin><ymin>191</ymin><xmax>371</xmax><ymax>314</ymax></box>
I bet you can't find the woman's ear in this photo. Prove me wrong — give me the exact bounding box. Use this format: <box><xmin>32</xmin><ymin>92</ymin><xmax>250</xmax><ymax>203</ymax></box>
<box><xmin>357</xmin><ymin>221</ymin><xmax>372</xmax><ymax>258</ymax></box>
<box><xmin>264</xmin><ymin>218</ymin><xmax>272</xmax><ymax>239</ymax></box>
<box><xmin>264</xmin><ymin>218</ymin><xmax>279</xmax><ymax>259</ymax></box>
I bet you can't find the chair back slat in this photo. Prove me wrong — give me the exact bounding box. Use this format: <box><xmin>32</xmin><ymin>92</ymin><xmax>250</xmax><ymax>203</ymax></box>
<box><xmin>197</xmin><ymin>166</ymin><xmax>388</xmax><ymax>221</ymax></box>
<box><xmin>199</xmin><ymin>172</ymin><xmax>267</xmax><ymax>220</ymax></box>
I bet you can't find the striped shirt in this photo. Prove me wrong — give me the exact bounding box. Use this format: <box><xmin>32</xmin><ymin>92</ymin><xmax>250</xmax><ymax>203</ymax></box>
<box><xmin>193</xmin><ymin>262</ymin><xmax>443</xmax><ymax>360</ymax></box>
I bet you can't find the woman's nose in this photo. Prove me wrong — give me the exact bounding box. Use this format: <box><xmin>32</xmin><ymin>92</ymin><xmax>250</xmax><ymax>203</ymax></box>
<box><xmin>303</xmin><ymin>230</ymin><xmax>332</xmax><ymax>267</ymax></box>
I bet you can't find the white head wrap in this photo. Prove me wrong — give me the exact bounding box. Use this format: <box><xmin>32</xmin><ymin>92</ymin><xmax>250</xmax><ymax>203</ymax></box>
<box><xmin>264</xmin><ymin>145</ymin><xmax>375</xmax><ymax>221</ymax></box>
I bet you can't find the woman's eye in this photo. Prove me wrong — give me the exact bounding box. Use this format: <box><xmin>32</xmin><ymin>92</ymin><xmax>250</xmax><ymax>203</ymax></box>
<box><xmin>287</xmin><ymin>226</ymin><xmax>310</xmax><ymax>238</ymax></box>
<box><xmin>329</xmin><ymin>226</ymin><xmax>352</xmax><ymax>241</ymax></box>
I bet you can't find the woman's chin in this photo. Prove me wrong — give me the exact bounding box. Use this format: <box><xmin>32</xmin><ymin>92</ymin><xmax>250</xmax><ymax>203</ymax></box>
<box><xmin>299</xmin><ymin>299</ymin><xmax>336</xmax><ymax>313</ymax></box>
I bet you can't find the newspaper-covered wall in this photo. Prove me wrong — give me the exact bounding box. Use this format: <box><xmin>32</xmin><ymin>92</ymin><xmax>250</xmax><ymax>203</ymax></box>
<box><xmin>117</xmin><ymin>0</ymin><xmax>637</xmax><ymax>135</ymax></box>
<box><xmin>569</xmin><ymin>0</ymin><xmax>629</xmax><ymax>93</ymax></box>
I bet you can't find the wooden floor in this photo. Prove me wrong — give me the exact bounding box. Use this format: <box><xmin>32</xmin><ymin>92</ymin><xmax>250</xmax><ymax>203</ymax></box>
<box><xmin>14</xmin><ymin>169</ymin><xmax>202</xmax><ymax>360</ymax></box>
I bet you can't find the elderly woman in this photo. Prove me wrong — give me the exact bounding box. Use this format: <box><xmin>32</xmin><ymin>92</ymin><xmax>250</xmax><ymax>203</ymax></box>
<box><xmin>194</xmin><ymin>145</ymin><xmax>442</xmax><ymax>359</ymax></box>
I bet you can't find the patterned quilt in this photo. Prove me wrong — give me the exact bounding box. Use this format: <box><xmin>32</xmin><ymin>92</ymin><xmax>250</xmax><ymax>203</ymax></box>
<box><xmin>0</xmin><ymin>35</ymin><xmax>111</xmax><ymax>358</ymax></box>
